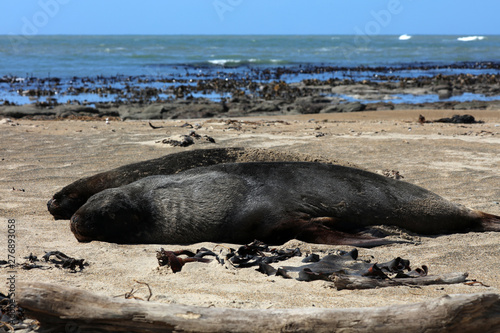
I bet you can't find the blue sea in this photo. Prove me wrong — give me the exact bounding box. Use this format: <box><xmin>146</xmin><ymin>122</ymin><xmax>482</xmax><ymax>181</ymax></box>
<box><xmin>1</xmin><ymin>35</ymin><xmax>499</xmax><ymax>105</ymax></box>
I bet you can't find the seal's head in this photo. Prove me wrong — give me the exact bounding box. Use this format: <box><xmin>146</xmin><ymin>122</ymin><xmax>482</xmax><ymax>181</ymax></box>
<box><xmin>48</xmin><ymin>173</ymin><xmax>119</xmax><ymax>220</ymax></box>
<box><xmin>70</xmin><ymin>188</ymin><xmax>147</xmax><ymax>243</ymax></box>
<box><xmin>48</xmin><ymin>192</ymin><xmax>85</xmax><ymax>220</ymax></box>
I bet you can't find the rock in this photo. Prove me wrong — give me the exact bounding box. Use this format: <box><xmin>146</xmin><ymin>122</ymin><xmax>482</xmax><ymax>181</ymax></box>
<box><xmin>281</xmin><ymin>103</ymin><xmax>303</xmax><ymax>115</ymax></box>
<box><xmin>295</xmin><ymin>103</ymin><xmax>325</xmax><ymax>114</ymax></box>
<box><xmin>0</xmin><ymin>105</ymin><xmax>57</xmax><ymax>118</ymax></box>
<box><xmin>293</xmin><ymin>96</ymin><xmax>336</xmax><ymax>114</ymax></box>
<box><xmin>432</xmin><ymin>84</ymin><xmax>451</xmax><ymax>92</ymax></box>
<box><xmin>320</xmin><ymin>102</ymin><xmax>366</xmax><ymax>113</ymax></box>
<box><xmin>119</xmin><ymin>102</ymin><xmax>224</xmax><ymax>120</ymax></box>
<box><xmin>229</xmin><ymin>96</ymin><xmax>252</xmax><ymax>104</ymax></box>
<box><xmin>169</xmin><ymin>103</ymin><xmax>224</xmax><ymax>119</ymax></box>
<box><xmin>295</xmin><ymin>96</ymin><xmax>334</xmax><ymax>104</ymax></box>
<box><xmin>144</xmin><ymin>104</ymin><xmax>172</xmax><ymax>118</ymax></box>
<box><xmin>364</xmin><ymin>103</ymin><xmax>395</xmax><ymax>111</ymax></box>
<box><xmin>340</xmin><ymin>102</ymin><xmax>366</xmax><ymax>112</ymax></box>
<box><xmin>119</xmin><ymin>104</ymin><xmax>166</xmax><ymax>120</ymax></box>
<box><xmin>247</xmin><ymin>102</ymin><xmax>280</xmax><ymax>113</ymax></box>
<box><xmin>54</xmin><ymin>105</ymin><xmax>100</xmax><ymax>118</ymax></box>
<box><xmin>486</xmin><ymin>103</ymin><xmax>500</xmax><ymax>110</ymax></box>
<box><xmin>437</xmin><ymin>89</ymin><xmax>452</xmax><ymax>99</ymax></box>
<box><xmin>320</xmin><ymin>105</ymin><xmax>341</xmax><ymax>113</ymax></box>
<box><xmin>159</xmin><ymin>135</ymin><xmax>194</xmax><ymax>147</ymax></box>
<box><xmin>453</xmin><ymin>101</ymin><xmax>488</xmax><ymax>110</ymax></box>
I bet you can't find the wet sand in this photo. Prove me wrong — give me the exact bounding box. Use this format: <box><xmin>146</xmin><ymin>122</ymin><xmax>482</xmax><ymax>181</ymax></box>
<box><xmin>1</xmin><ymin>109</ymin><xmax>499</xmax><ymax>312</ymax></box>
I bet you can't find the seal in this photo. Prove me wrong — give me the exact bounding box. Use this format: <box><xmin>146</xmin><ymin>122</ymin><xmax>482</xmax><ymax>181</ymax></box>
<box><xmin>70</xmin><ymin>162</ymin><xmax>500</xmax><ymax>247</ymax></box>
<box><xmin>48</xmin><ymin>148</ymin><xmax>357</xmax><ymax>220</ymax></box>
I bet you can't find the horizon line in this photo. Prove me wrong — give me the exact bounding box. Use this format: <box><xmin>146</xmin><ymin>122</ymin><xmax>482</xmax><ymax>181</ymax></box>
<box><xmin>0</xmin><ymin>33</ymin><xmax>496</xmax><ymax>37</ymax></box>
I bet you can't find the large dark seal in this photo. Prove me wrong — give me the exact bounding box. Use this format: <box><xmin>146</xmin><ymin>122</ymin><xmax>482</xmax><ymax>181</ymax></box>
<box><xmin>70</xmin><ymin>162</ymin><xmax>499</xmax><ymax>247</ymax></box>
<box><xmin>48</xmin><ymin>148</ymin><xmax>357</xmax><ymax>220</ymax></box>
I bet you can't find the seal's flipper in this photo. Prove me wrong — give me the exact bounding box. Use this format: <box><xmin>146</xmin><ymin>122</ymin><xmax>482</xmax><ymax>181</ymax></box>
<box><xmin>295</xmin><ymin>222</ymin><xmax>405</xmax><ymax>248</ymax></box>
<box><xmin>478</xmin><ymin>212</ymin><xmax>500</xmax><ymax>231</ymax></box>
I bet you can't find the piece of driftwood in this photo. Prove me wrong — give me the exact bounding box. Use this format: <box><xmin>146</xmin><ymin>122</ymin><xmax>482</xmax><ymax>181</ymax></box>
<box><xmin>330</xmin><ymin>272</ymin><xmax>469</xmax><ymax>290</ymax></box>
<box><xmin>17</xmin><ymin>282</ymin><xmax>500</xmax><ymax>333</ymax></box>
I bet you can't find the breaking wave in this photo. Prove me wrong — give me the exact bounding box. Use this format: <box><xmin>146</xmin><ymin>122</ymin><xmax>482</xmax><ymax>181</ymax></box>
<box><xmin>398</xmin><ymin>34</ymin><xmax>412</xmax><ymax>40</ymax></box>
<box><xmin>457</xmin><ymin>36</ymin><xmax>485</xmax><ymax>42</ymax></box>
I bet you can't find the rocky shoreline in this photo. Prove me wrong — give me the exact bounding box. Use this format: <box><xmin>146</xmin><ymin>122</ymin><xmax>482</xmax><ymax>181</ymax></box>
<box><xmin>2</xmin><ymin>98</ymin><xmax>499</xmax><ymax>121</ymax></box>
<box><xmin>1</xmin><ymin>64</ymin><xmax>499</xmax><ymax>120</ymax></box>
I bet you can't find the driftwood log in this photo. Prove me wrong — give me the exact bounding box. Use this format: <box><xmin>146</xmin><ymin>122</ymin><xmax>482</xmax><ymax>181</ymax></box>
<box><xmin>17</xmin><ymin>282</ymin><xmax>500</xmax><ymax>333</ymax></box>
<box><xmin>330</xmin><ymin>272</ymin><xmax>469</xmax><ymax>290</ymax></box>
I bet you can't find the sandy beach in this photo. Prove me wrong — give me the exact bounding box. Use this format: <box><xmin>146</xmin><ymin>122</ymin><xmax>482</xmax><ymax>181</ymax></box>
<box><xmin>1</xmin><ymin>109</ymin><xmax>499</xmax><ymax>316</ymax></box>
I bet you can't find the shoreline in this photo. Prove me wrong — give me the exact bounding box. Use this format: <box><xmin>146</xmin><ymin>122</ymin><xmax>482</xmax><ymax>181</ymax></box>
<box><xmin>1</xmin><ymin>62</ymin><xmax>499</xmax><ymax>119</ymax></box>
<box><xmin>1</xmin><ymin>73</ymin><xmax>499</xmax><ymax>120</ymax></box>
<box><xmin>2</xmin><ymin>99</ymin><xmax>500</xmax><ymax>121</ymax></box>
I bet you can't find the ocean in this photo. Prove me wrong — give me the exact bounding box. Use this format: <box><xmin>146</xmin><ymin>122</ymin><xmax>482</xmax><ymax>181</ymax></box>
<box><xmin>1</xmin><ymin>35</ymin><xmax>499</xmax><ymax>105</ymax></box>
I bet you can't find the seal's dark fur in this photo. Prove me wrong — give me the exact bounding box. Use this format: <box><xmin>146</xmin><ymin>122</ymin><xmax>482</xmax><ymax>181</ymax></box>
<box><xmin>48</xmin><ymin>148</ymin><xmax>351</xmax><ymax>220</ymax></box>
<box><xmin>70</xmin><ymin>162</ymin><xmax>499</xmax><ymax>247</ymax></box>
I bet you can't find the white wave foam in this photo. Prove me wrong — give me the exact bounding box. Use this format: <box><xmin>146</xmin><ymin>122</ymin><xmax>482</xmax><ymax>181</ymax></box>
<box><xmin>104</xmin><ymin>47</ymin><xmax>126</xmax><ymax>53</ymax></box>
<box><xmin>208</xmin><ymin>59</ymin><xmax>241</xmax><ymax>65</ymax></box>
<box><xmin>398</xmin><ymin>34</ymin><xmax>412</xmax><ymax>40</ymax></box>
<box><xmin>457</xmin><ymin>36</ymin><xmax>485</xmax><ymax>42</ymax></box>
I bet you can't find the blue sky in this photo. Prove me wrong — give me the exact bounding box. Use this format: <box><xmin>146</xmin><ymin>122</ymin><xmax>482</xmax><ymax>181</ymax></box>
<box><xmin>1</xmin><ymin>0</ymin><xmax>499</xmax><ymax>35</ymax></box>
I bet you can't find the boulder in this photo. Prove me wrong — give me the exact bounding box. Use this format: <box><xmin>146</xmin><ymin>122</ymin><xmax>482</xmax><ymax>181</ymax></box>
<box><xmin>247</xmin><ymin>102</ymin><xmax>280</xmax><ymax>113</ymax></box>
<box><xmin>437</xmin><ymin>89</ymin><xmax>452</xmax><ymax>99</ymax></box>
<box><xmin>54</xmin><ymin>105</ymin><xmax>100</xmax><ymax>118</ymax></box>
<box><xmin>295</xmin><ymin>96</ymin><xmax>334</xmax><ymax>104</ymax></box>
<box><xmin>0</xmin><ymin>105</ymin><xmax>57</xmax><ymax>118</ymax></box>
<box><xmin>321</xmin><ymin>102</ymin><xmax>366</xmax><ymax>113</ymax></box>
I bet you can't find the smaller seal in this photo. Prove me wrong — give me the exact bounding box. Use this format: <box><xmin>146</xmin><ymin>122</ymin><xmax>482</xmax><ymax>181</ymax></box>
<box><xmin>47</xmin><ymin>148</ymin><xmax>357</xmax><ymax>220</ymax></box>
